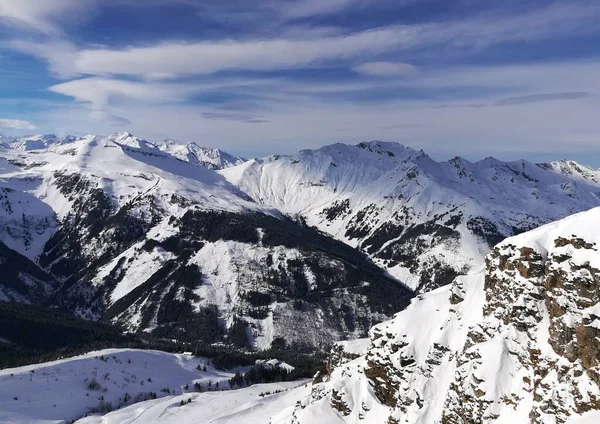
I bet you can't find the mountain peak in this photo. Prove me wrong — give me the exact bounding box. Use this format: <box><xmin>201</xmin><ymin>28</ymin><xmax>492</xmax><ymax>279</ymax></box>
<box><xmin>107</xmin><ymin>131</ymin><xmax>160</xmax><ymax>151</ymax></box>
<box><xmin>186</xmin><ymin>144</ymin><xmax>246</xmax><ymax>170</ymax></box>
<box><xmin>356</xmin><ymin>140</ymin><xmax>418</xmax><ymax>158</ymax></box>
<box><xmin>538</xmin><ymin>159</ymin><xmax>600</xmax><ymax>185</ymax></box>
<box><xmin>155</xmin><ymin>140</ymin><xmax>246</xmax><ymax>170</ymax></box>
<box><xmin>112</xmin><ymin>131</ymin><xmax>134</xmax><ymax>139</ymax></box>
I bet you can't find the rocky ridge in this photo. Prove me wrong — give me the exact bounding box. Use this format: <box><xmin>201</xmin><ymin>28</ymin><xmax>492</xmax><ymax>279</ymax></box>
<box><xmin>283</xmin><ymin>207</ymin><xmax>600</xmax><ymax>423</ymax></box>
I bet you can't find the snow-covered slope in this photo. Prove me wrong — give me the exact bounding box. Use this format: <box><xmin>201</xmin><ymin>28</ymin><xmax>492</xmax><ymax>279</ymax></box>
<box><xmin>0</xmin><ymin>133</ymin><xmax>253</xmax><ymax>259</ymax></box>
<box><xmin>158</xmin><ymin>139</ymin><xmax>246</xmax><ymax>170</ymax></box>
<box><xmin>75</xmin><ymin>380</ymin><xmax>310</xmax><ymax>424</ymax></box>
<box><xmin>0</xmin><ymin>348</ymin><xmax>246</xmax><ymax>424</ymax></box>
<box><xmin>0</xmin><ymin>133</ymin><xmax>412</xmax><ymax>350</ymax></box>
<box><xmin>221</xmin><ymin>141</ymin><xmax>600</xmax><ymax>292</ymax></box>
<box><xmin>267</xmin><ymin>206</ymin><xmax>600</xmax><ymax>423</ymax></box>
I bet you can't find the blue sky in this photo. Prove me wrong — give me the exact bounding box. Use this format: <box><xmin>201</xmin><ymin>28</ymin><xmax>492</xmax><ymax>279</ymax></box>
<box><xmin>0</xmin><ymin>0</ymin><xmax>600</xmax><ymax>163</ymax></box>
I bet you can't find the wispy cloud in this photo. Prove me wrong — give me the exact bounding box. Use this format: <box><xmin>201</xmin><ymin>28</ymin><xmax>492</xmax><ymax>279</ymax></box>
<box><xmin>1</xmin><ymin>1</ymin><xmax>600</xmax><ymax>162</ymax></box>
<box><xmin>0</xmin><ymin>118</ymin><xmax>35</xmax><ymax>129</ymax></box>
<box><xmin>6</xmin><ymin>39</ymin><xmax>78</xmax><ymax>78</ymax></box>
<box><xmin>9</xmin><ymin>2</ymin><xmax>600</xmax><ymax>79</ymax></box>
<box><xmin>88</xmin><ymin>110</ymin><xmax>132</xmax><ymax>126</ymax></box>
<box><xmin>494</xmin><ymin>92</ymin><xmax>592</xmax><ymax>106</ymax></box>
<box><xmin>26</xmin><ymin>27</ymin><xmax>413</xmax><ymax>78</ymax></box>
<box><xmin>0</xmin><ymin>0</ymin><xmax>97</xmax><ymax>34</ymax></box>
<box><xmin>202</xmin><ymin>112</ymin><xmax>268</xmax><ymax>123</ymax></box>
<box><xmin>48</xmin><ymin>77</ymin><xmax>197</xmax><ymax>108</ymax></box>
<box><xmin>353</xmin><ymin>61</ymin><xmax>418</xmax><ymax>76</ymax></box>
<box><xmin>48</xmin><ymin>77</ymin><xmax>203</xmax><ymax>126</ymax></box>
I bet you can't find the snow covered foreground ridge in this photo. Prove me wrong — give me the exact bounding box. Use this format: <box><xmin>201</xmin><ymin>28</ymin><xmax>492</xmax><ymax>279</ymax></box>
<box><xmin>221</xmin><ymin>141</ymin><xmax>600</xmax><ymax>292</ymax></box>
<box><xmin>275</xmin><ymin>207</ymin><xmax>600</xmax><ymax>424</ymax></box>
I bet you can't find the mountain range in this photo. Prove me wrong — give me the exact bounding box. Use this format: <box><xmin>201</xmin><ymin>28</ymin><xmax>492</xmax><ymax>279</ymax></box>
<box><xmin>1</xmin><ymin>131</ymin><xmax>600</xmax><ymax>352</ymax></box>
<box><xmin>222</xmin><ymin>141</ymin><xmax>600</xmax><ymax>292</ymax></box>
<box><xmin>0</xmin><ymin>132</ymin><xmax>411</xmax><ymax>352</ymax></box>
<box><xmin>4</xmin><ymin>132</ymin><xmax>600</xmax><ymax>422</ymax></box>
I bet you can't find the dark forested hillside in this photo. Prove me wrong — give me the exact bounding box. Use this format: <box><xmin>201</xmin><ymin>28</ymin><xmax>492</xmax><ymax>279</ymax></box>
<box><xmin>0</xmin><ymin>302</ymin><xmax>135</xmax><ymax>368</ymax></box>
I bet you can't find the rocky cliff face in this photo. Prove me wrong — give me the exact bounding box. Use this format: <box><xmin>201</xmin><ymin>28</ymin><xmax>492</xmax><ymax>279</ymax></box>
<box><xmin>284</xmin><ymin>207</ymin><xmax>600</xmax><ymax>423</ymax></box>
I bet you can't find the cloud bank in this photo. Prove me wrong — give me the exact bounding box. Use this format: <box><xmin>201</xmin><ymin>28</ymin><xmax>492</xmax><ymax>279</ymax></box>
<box><xmin>0</xmin><ymin>118</ymin><xmax>35</xmax><ymax>130</ymax></box>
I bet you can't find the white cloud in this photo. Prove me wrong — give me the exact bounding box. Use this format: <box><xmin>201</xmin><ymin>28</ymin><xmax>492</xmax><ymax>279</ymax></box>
<box><xmin>235</xmin><ymin>60</ymin><xmax>600</xmax><ymax>104</ymax></box>
<box><xmin>72</xmin><ymin>27</ymin><xmax>409</xmax><ymax>78</ymax></box>
<box><xmin>9</xmin><ymin>2</ymin><xmax>600</xmax><ymax>79</ymax></box>
<box><xmin>88</xmin><ymin>110</ymin><xmax>131</xmax><ymax>126</ymax></box>
<box><xmin>0</xmin><ymin>0</ymin><xmax>97</xmax><ymax>34</ymax></box>
<box><xmin>48</xmin><ymin>77</ymin><xmax>205</xmax><ymax>127</ymax></box>
<box><xmin>6</xmin><ymin>39</ymin><xmax>78</xmax><ymax>78</ymax></box>
<box><xmin>48</xmin><ymin>77</ymin><xmax>198</xmax><ymax>108</ymax></box>
<box><xmin>32</xmin><ymin>58</ymin><xmax>600</xmax><ymax>161</ymax></box>
<box><xmin>280</xmin><ymin>0</ymin><xmax>364</xmax><ymax>19</ymax></box>
<box><xmin>353</xmin><ymin>61</ymin><xmax>418</xmax><ymax>76</ymax></box>
<box><xmin>0</xmin><ymin>118</ymin><xmax>35</xmax><ymax>129</ymax></box>
<box><xmin>4</xmin><ymin>1</ymin><xmax>600</xmax><ymax>161</ymax></box>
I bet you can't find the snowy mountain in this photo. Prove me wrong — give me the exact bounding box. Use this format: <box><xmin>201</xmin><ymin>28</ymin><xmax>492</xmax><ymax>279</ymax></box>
<box><xmin>1</xmin><ymin>132</ymin><xmax>246</xmax><ymax>170</ymax></box>
<box><xmin>255</xmin><ymin>206</ymin><xmax>600</xmax><ymax>423</ymax></box>
<box><xmin>157</xmin><ymin>138</ymin><xmax>246</xmax><ymax>170</ymax></box>
<box><xmin>102</xmin><ymin>132</ymin><xmax>246</xmax><ymax>170</ymax></box>
<box><xmin>5</xmin><ymin>134</ymin><xmax>600</xmax><ymax>423</ymax></box>
<box><xmin>221</xmin><ymin>141</ymin><xmax>600</xmax><ymax>292</ymax></box>
<box><xmin>4</xmin><ymin>134</ymin><xmax>78</xmax><ymax>151</ymax></box>
<box><xmin>65</xmin><ymin>208</ymin><xmax>600</xmax><ymax>423</ymax></box>
<box><xmin>539</xmin><ymin>160</ymin><xmax>600</xmax><ymax>186</ymax></box>
<box><xmin>3</xmin><ymin>132</ymin><xmax>600</xmax><ymax>353</ymax></box>
<box><xmin>0</xmin><ymin>133</ymin><xmax>412</xmax><ymax>351</ymax></box>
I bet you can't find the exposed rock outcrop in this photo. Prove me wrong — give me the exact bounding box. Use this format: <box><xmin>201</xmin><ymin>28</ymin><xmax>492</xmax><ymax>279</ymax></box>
<box><xmin>287</xmin><ymin>207</ymin><xmax>600</xmax><ymax>423</ymax></box>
